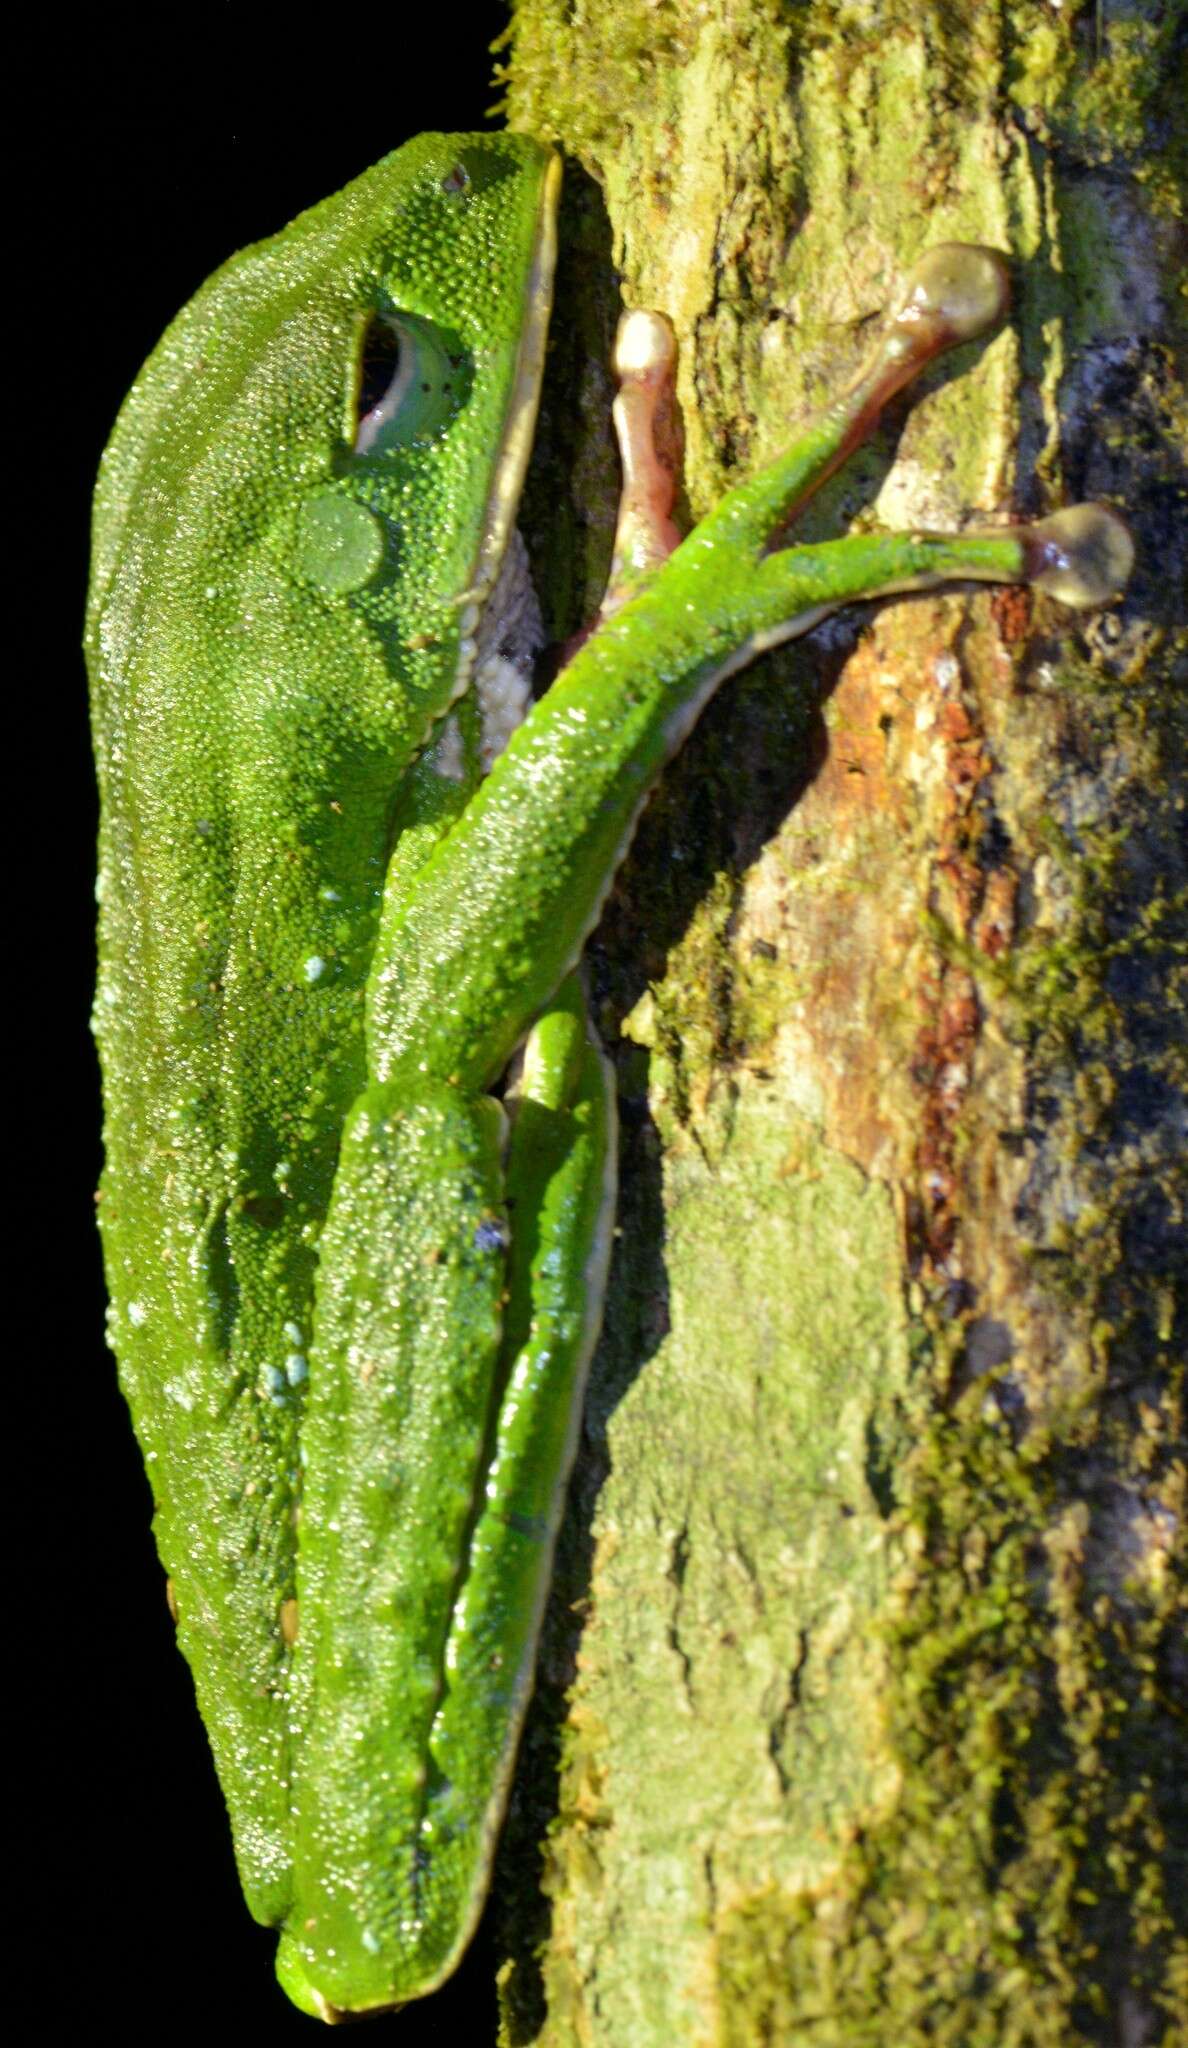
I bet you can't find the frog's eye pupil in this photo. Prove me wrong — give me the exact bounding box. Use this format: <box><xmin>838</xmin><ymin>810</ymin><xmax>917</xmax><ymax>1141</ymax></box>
<box><xmin>352</xmin><ymin>310</ymin><xmax>467</xmax><ymax>454</ymax></box>
<box><xmin>356</xmin><ymin>315</ymin><xmax>404</xmax><ymax>432</ymax></box>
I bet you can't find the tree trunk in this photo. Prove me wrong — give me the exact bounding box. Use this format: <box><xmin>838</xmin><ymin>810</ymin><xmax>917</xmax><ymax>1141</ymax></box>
<box><xmin>494</xmin><ymin>3</ymin><xmax>1187</xmax><ymax>2044</ymax></box>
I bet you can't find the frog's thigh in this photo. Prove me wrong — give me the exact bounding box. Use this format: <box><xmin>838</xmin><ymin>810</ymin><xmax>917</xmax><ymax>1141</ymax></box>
<box><xmin>286</xmin><ymin>1027</ymin><xmax>615</xmax><ymax>2014</ymax></box>
<box><xmin>287</xmin><ymin>1078</ymin><xmax>511</xmax><ymax>2011</ymax></box>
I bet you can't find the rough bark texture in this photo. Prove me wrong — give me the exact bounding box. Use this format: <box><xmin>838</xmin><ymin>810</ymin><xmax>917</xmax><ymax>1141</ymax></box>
<box><xmin>494</xmin><ymin>4</ymin><xmax>1186</xmax><ymax>2044</ymax></box>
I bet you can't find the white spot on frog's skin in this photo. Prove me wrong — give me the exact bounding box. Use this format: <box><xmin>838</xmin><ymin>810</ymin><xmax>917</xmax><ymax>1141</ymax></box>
<box><xmin>478</xmin><ymin>656</ymin><xmax>533</xmax><ymax>770</ymax></box>
<box><xmin>128</xmin><ymin>1301</ymin><xmax>148</xmax><ymax>1327</ymax></box>
<box><xmin>303</xmin><ymin>956</ymin><xmax>326</xmax><ymax>983</ymax></box>
<box><xmin>468</xmin><ymin>525</ymin><xmax>543</xmax><ymax>768</ymax></box>
<box><xmin>431</xmin><ymin>716</ymin><xmax>466</xmax><ymax>784</ymax></box>
<box><xmin>933</xmin><ymin>653</ymin><xmax>960</xmax><ymax>691</ymax></box>
<box><xmin>285</xmin><ymin>1352</ymin><xmax>308</xmax><ymax>1387</ymax></box>
<box><xmin>283</xmin><ymin>1321</ymin><xmax>304</xmax><ymax>1346</ymax></box>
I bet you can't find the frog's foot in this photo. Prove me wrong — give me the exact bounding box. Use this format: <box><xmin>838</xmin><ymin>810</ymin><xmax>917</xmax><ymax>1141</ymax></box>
<box><xmin>678</xmin><ymin>243</ymin><xmax>1131</xmax><ymax>624</ymax></box>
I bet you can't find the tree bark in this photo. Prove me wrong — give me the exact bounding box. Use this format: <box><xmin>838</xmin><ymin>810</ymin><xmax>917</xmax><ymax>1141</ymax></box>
<box><xmin>495</xmin><ymin>4</ymin><xmax>1186</xmax><ymax>2044</ymax></box>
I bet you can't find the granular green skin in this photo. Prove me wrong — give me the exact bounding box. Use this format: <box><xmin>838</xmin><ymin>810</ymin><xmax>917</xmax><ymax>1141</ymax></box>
<box><xmin>87</xmin><ymin>133</ymin><xmax>560</xmax><ymax>1931</ymax></box>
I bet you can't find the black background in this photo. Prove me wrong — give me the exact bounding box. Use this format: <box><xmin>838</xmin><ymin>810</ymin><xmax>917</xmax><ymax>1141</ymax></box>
<box><xmin>45</xmin><ymin>14</ymin><xmax>523</xmax><ymax>2038</ymax></box>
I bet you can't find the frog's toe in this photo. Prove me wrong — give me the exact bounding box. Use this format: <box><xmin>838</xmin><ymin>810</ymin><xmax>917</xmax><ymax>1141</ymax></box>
<box><xmin>1023</xmin><ymin>504</ymin><xmax>1135</xmax><ymax>608</ymax></box>
<box><xmin>893</xmin><ymin>243</ymin><xmax>1012</xmax><ymax>348</ymax></box>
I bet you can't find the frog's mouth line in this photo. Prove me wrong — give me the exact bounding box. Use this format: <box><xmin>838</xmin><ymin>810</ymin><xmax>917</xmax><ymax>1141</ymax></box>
<box><xmin>455</xmin><ymin>149</ymin><xmax>561</xmax><ymax>646</ymax></box>
<box><xmin>449</xmin><ymin>149</ymin><xmax>561</xmax><ymax>772</ymax></box>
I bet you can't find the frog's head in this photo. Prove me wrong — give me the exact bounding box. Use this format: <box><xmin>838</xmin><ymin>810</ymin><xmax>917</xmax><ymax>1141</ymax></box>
<box><xmin>92</xmin><ymin>134</ymin><xmax>559</xmax><ymax>724</ymax></box>
<box><xmin>301</xmin><ymin>135</ymin><xmax>559</xmax><ymax>616</ymax></box>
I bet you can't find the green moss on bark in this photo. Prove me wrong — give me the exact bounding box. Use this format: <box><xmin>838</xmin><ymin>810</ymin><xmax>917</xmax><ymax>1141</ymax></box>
<box><xmin>714</xmin><ymin>1368</ymin><xmax>1185</xmax><ymax>2045</ymax></box>
<box><xmin>496</xmin><ymin>3</ymin><xmax>1186</xmax><ymax>2043</ymax></box>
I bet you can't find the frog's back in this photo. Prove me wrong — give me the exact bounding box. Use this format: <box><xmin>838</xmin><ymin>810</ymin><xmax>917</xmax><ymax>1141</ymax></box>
<box><xmin>84</xmin><ymin>131</ymin><xmax>557</xmax><ymax>1925</ymax></box>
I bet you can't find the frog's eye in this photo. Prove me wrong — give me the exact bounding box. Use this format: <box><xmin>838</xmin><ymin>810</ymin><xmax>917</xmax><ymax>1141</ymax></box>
<box><xmin>352</xmin><ymin>311</ymin><xmax>466</xmax><ymax>455</ymax></box>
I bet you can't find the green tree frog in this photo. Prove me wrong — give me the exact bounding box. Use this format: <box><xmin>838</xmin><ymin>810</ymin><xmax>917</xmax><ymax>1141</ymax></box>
<box><xmin>86</xmin><ymin>132</ymin><xmax>1131</xmax><ymax>2021</ymax></box>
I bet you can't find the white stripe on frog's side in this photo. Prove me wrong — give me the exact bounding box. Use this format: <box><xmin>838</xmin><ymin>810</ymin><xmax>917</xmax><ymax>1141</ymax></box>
<box><xmin>472</xmin><ymin>527</ymin><xmax>543</xmax><ymax>770</ymax></box>
<box><xmin>428</xmin><ymin>715</ymin><xmax>467</xmax><ymax>784</ymax></box>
